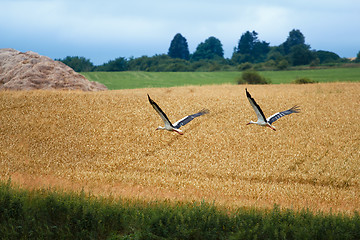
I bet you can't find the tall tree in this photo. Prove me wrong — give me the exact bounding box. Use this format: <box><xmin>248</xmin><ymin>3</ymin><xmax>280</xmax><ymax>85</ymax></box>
<box><xmin>280</xmin><ymin>29</ymin><xmax>316</xmax><ymax>65</ymax></box>
<box><xmin>289</xmin><ymin>45</ymin><xmax>316</xmax><ymax>66</ymax></box>
<box><xmin>233</xmin><ymin>31</ymin><xmax>269</xmax><ymax>63</ymax></box>
<box><xmin>355</xmin><ymin>51</ymin><xmax>360</xmax><ymax>62</ymax></box>
<box><xmin>168</xmin><ymin>33</ymin><xmax>190</xmax><ymax>60</ymax></box>
<box><xmin>191</xmin><ymin>36</ymin><xmax>224</xmax><ymax>61</ymax></box>
<box><xmin>236</xmin><ymin>31</ymin><xmax>257</xmax><ymax>55</ymax></box>
<box><xmin>282</xmin><ymin>29</ymin><xmax>305</xmax><ymax>54</ymax></box>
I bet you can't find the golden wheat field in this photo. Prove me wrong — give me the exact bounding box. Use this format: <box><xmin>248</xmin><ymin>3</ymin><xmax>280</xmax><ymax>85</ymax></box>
<box><xmin>0</xmin><ymin>83</ymin><xmax>359</xmax><ymax>213</ymax></box>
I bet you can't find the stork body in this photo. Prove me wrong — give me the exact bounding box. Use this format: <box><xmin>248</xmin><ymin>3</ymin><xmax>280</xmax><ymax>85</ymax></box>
<box><xmin>245</xmin><ymin>89</ymin><xmax>300</xmax><ymax>131</ymax></box>
<box><xmin>148</xmin><ymin>94</ymin><xmax>209</xmax><ymax>135</ymax></box>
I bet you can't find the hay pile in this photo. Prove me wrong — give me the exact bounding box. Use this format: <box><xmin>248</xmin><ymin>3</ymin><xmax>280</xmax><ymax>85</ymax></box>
<box><xmin>0</xmin><ymin>48</ymin><xmax>107</xmax><ymax>91</ymax></box>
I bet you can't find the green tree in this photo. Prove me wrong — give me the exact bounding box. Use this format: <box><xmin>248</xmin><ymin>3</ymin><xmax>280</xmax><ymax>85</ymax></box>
<box><xmin>355</xmin><ymin>51</ymin><xmax>360</xmax><ymax>62</ymax></box>
<box><xmin>95</xmin><ymin>57</ymin><xmax>128</xmax><ymax>71</ymax></box>
<box><xmin>266</xmin><ymin>47</ymin><xmax>285</xmax><ymax>62</ymax></box>
<box><xmin>289</xmin><ymin>45</ymin><xmax>316</xmax><ymax>66</ymax></box>
<box><xmin>127</xmin><ymin>56</ymin><xmax>152</xmax><ymax>71</ymax></box>
<box><xmin>191</xmin><ymin>36</ymin><xmax>224</xmax><ymax>61</ymax></box>
<box><xmin>127</xmin><ymin>55</ymin><xmax>191</xmax><ymax>72</ymax></box>
<box><xmin>282</xmin><ymin>29</ymin><xmax>305</xmax><ymax>54</ymax></box>
<box><xmin>236</xmin><ymin>31</ymin><xmax>257</xmax><ymax>55</ymax></box>
<box><xmin>315</xmin><ymin>50</ymin><xmax>340</xmax><ymax>64</ymax></box>
<box><xmin>58</xmin><ymin>56</ymin><xmax>94</xmax><ymax>72</ymax></box>
<box><xmin>279</xmin><ymin>29</ymin><xmax>316</xmax><ymax>66</ymax></box>
<box><xmin>232</xmin><ymin>31</ymin><xmax>269</xmax><ymax>63</ymax></box>
<box><xmin>168</xmin><ymin>33</ymin><xmax>190</xmax><ymax>60</ymax></box>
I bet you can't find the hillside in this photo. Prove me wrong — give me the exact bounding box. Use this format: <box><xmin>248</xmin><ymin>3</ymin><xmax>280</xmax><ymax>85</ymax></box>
<box><xmin>0</xmin><ymin>83</ymin><xmax>359</xmax><ymax>213</ymax></box>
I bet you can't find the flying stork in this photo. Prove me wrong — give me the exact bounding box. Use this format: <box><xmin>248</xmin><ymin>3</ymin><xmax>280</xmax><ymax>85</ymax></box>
<box><xmin>148</xmin><ymin>94</ymin><xmax>209</xmax><ymax>135</ymax></box>
<box><xmin>245</xmin><ymin>88</ymin><xmax>300</xmax><ymax>131</ymax></box>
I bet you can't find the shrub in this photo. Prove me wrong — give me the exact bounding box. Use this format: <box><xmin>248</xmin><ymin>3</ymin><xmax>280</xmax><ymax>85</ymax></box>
<box><xmin>209</xmin><ymin>63</ymin><xmax>221</xmax><ymax>72</ymax></box>
<box><xmin>264</xmin><ymin>59</ymin><xmax>276</xmax><ymax>67</ymax></box>
<box><xmin>238</xmin><ymin>62</ymin><xmax>252</xmax><ymax>71</ymax></box>
<box><xmin>58</xmin><ymin>56</ymin><xmax>94</xmax><ymax>72</ymax></box>
<box><xmin>292</xmin><ymin>77</ymin><xmax>318</xmax><ymax>84</ymax></box>
<box><xmin>310</xmin><ymin>58</ymin><xmax>320</xmax><ymax>67</ymax></box>
<box><xmin>237</xmin><ymin>70</ymin><xmax>271</xmax><ymax>84</ymax></box>
<box><xmin>277</xmin><ymin>59</ymin><xmax>289</xmax><ymax>70</ymax></box>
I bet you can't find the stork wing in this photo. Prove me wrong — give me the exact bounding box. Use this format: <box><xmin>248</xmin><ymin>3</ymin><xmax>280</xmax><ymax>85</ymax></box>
<box><xmin>173</xmin><ymin>109</ymin><xmax>209</xmax><ymax>129</ymax></box>
<box><xmin>246</xmin><ymin>88</ymin><xmax>266</xmax><ymax>122</ymax></box>
<box><xmin>147</xmin><ymin>94</ymin><xmax>173</xmax><ymax>127</ymax></box>
<box><xmin>267</xmin><ymin>105</ymin><xmax>300</xmax><ymax>125</ymax></box>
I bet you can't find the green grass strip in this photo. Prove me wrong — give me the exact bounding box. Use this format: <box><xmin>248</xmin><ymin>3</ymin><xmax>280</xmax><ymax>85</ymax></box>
<box><xmin>1</xmin><ymin>181</ymin><xmax>359</xmax><ymax>239</ymax></box>
<box><xmin>81</xmin><ymin>68</ymin><xmax>360</xmax><ymax>90</ymax></box>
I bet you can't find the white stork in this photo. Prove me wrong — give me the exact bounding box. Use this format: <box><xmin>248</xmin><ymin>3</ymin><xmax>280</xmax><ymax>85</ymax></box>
<box><xmin>245</xmin><ymin>88</ymin><xmax>300</xmax><ymax>131</ymax></box>
<box><xmin>148</xmin><ymin>94</ymin><xmax>209</xmax><ymax>135</ymax></box>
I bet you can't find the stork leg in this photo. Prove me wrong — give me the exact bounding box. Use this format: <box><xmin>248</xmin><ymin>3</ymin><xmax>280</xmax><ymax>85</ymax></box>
<box><xmin>172</xmin><ymin>129</ymin><xmax>184</xmax><ymax>135</ymax></box>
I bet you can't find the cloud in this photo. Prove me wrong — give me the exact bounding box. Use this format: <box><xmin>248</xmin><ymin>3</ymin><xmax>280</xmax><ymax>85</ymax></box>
<box><xmin>1</xmin><ymin>0</ymin><xmax>359</xmax><ymax>64</ymax></box>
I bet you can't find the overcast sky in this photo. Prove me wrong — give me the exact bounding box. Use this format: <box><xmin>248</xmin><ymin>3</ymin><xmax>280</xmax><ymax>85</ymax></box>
<box><xmin>1</xmin><ymin>0</ymin><xmax>359</xmax><ymax>65</ymax></box>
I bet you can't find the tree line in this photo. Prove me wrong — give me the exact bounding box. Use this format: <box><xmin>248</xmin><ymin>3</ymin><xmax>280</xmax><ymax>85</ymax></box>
<box><xmin>58</xmin><ymin>29</ymin><xmax>360</xmax><ymax>72</ymax></box>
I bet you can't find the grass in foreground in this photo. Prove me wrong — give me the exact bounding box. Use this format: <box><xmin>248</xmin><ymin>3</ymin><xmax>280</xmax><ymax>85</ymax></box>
<box><xmin>1</xmin><ymin>181</ymin><xmax>359</xmax><ymax>240</ymax></box>
<box><xmin>81</xmin><ymin>67</ymin><xmax>360</xmax><ymax>89</ymax></box>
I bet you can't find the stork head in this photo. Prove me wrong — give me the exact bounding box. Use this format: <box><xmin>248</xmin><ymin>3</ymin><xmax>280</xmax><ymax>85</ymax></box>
<box><xmin>156</xmin><ymin>126</ymin><xmax>165</xmax><ymax>131</ymax></box>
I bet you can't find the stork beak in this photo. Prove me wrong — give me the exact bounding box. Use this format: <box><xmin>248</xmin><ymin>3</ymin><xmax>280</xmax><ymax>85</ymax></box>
<box><xmin>246</xmin><ymin>122</ymin><xmax>251</xmax><ymax>125</ymax></box>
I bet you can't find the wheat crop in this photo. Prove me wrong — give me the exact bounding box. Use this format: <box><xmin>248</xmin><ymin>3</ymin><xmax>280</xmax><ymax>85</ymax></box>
<box><xmin>0</xmin><ymin>83</ymin><xmax>359</xmax><ymax>213</ymax></box>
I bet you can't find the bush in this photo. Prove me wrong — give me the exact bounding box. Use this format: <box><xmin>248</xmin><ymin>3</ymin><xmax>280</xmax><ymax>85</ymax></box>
<box><xmin>237</xmin><ymin>70</ymin><xmax>271</xmax><ymax>84</ymax></box>
<box><xmin>310</xmin><ymin>58</ymin><xmax>320</xmax><ymax>67</ymax></box>
<box><xmin>96</xmin><ymin>57</ymin><xmax>128</xmax><ymax>71</ymax></box>
<box><xmin>209</xmin><ymin>63</ymin><xmax>221</xmax><ymax>72</ymax></box>
<box><xmin>264</xmin><ymin>60</ymin><xmax>276</xmax><ymax>67</ymax></box>
<box><xmin>292</xmin><ymin>77</ymin><xmax>318</xmax><ymax>84</ymax></box>
<box><xmin>277</xmin><ymin>59</ymin><xmax>289</xmax><ymax>70</ymax></box>
<box><xmin>238</xmin><ymin>62</ymin><xmax>252</xmax><ymax>71</ymax></box>
<box><xmin>58</xmin><ymin>56</ymin><xmax>94</xmax><ymax>72</ymax></box>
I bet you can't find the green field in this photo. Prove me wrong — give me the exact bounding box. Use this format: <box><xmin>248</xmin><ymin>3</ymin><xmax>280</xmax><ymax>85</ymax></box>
<box><xmin>81</xmin><ymin>67</ymin><xmax>360</xmax><ymax>90</ymax></box>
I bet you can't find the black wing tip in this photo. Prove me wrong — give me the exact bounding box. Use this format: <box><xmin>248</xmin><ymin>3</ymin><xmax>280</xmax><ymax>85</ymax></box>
<box><xmin>199</xmin><ymin>108</ymin><xmax>210</xmax><ymax>115</ymax></box>
<box><xmin>147</xmin><ymin>94</ymin><xmax>154</xmax><ymax>103</ymax></box>
<box><xmin>245</xmin><ymin>88</ymin><xmax>251</xmax><ymax>98</ymax></box>
<box><xmin>290</xmin><ymin>105</ymin><xmax>300</xmax><ymax>113</ymax></box>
